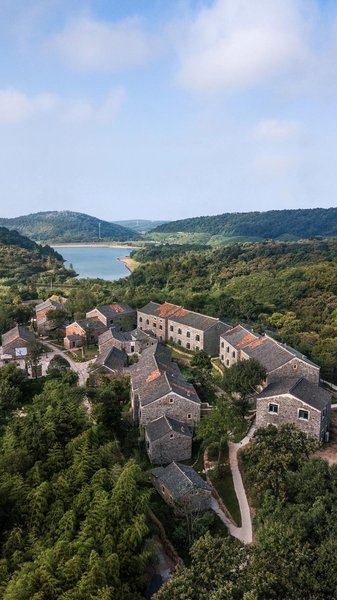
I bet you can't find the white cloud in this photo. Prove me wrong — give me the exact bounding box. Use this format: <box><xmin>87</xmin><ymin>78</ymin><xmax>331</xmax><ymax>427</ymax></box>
<box><xmin>253</xmin><ymin>118</ymin><xmax>301</xmax><ymax>142</ymax></box>
<box><xmin>176</xmin><ymin>0</ymin><xmax>310</xmax><ymax>92</ymax></box>
<box><xmin>0</xmin><ymin>87</ymin><xmax>126</xmax><ymax>124</ymax></box>
<box><xmin>51</xmin><ymin>16</ymin><xmax>153</xmax><ymax>72</ymax></box>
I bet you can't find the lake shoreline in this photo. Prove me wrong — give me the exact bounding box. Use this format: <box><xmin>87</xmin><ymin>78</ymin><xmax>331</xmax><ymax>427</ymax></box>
<box><xmin>117</xmin><ymin>256</ymin><xmax>137</xmax><ymax>273</ymax></box>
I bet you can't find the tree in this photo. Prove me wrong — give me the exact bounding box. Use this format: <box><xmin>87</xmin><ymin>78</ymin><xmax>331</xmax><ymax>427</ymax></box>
<box><xmin>191</xmin><ymin>351</ymin><xmax>212</xmax><ymax>372</ymax></box>
<box><xmin>26</xmin><ymin>339</ymin><xmax>44</xmax><ymax>378</ymax></box>
<box><xmin>196</xmin><ymin>397</ymin><xmax>245</xmax><ymax>466</ymax></box>
<box><xmin>223</xmin><ymin>359</ymin><xmax>266</xmax><ymax>415</ymax></box>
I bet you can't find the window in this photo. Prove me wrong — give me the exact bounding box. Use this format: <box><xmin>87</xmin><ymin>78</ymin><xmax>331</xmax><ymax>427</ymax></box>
<box><xmin>226</xmin><ymin>359</ymin><xmax>229</xmax><ymax>366</ymax></box>
<box><xmin>162</xmin><ymin>486</ymin><xmax>165</xmax><ymax>493</ymax></box>
<box><xmin>221</xmin><ymin>341</ymin><xmax>224</xmax><ymax>348</ymax></box>
<box><xmin>159</xmin><ymin>325</ymin><xmax>163</xmax><ymax>330</ymax></box>
<box><xmin>226</xmin><ymin>346</ymin><xmax>229</xmax><ymax>352</ymax></box>
<box><xmin>221</xmin><ymin>355</ymin><xmax>224</xmax><ymax>361</ymax></box>
<box><xmin>293</xmin><ymin>363</ymin><xmax>298</xmax><ymax>370</ymax></box>
<box><xmin>146</xmin><ymin>319</ymin><xmax>149</xmax><ymax>325</ymax></box>
<box><xmin>131</xmin><ymin>345</ymin><xmax>135</xmax><ymax>353</ymax></box>
<box><xmin>110</xmin><ymin>319</ymin><xmax>113</xmax><ymax>324</ymax></box>
<box><xmin>139</xmin><ymin>316</ymin><xmax>143</xmax><ymax>322</ymax></box>
<box><xmin>178</xmin><ymin>328</ymin><xmax>182</xmax><ymax>335</ymax></box>
<box><xmin>196</xmin><ymin>334</ymin><xmax>200</xmax><ymax>342</ymax></box>
<box><xmin>187</xmin><ymin>331</ymin><xmax>190</xmax><ymax>338</ymax></box>
<box><xmin>170</xmin><ymin>325</ymin><xmax>173</xmax><ymax>332</ymax></box>
<box><xmin>169</xmin><ymin>398</ymin><xmax>174</xmax><ymax>403</ymax></box>
<box><xmin>232</xmin><ymin>351</ymin><xmax>236</xmax><ymax>358</ymax></box>
<box><xmin>268</xmin><ymin>403</ymin><xmax>279</xmax><ymax>414</ymax></box>
<box><xmin>140</xmin><ymin>326</ymin><xmax>143</xmax><ymax>330</ymax></box>
<box><xmin>169</xmin><ymin>433</ymin><xmax>174</xmax><ymax>439</ymax></box>
<box><xmin>186</xmin><ymin>342</ymin><xmax>190</xmax><ymax>349</ymax></box>
<box><xmin>298</xmin><ymin>409</ymin><xmax>309</xmax><ymax>420</ymax></box>
<box><xmin>153</xmin><ymin>322</ymin><xmax>157</xmax><ymax>328</ymax></box>
<box><xmin>178</xmin><ymin>340</ymin><xmax>182</xmax><ymax>346</ymax></box>
<box><xmin>187</xmin><ymin>413</ymin><xmax>192</xmax><ymax>419</ymax></box>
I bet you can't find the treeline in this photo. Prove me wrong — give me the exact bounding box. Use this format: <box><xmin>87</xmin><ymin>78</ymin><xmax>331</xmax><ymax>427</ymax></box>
<box><xmin>0</xmin><ymin>212</ymin><xmax>137</xmax><ymax>243</ymax></box>
<box><xmin>0</xmin><ymin>370</ymin><xmax>151</xmax><ymax>599</ymax></box>
<box><xmin>153</xmin><ymin>207</ymin><xmax>337</xmax><ymax>240</ymax></box>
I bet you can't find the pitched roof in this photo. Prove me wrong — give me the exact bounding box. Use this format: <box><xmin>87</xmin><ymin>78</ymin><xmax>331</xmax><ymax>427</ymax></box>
<box><xmin>221</xmin><ymin>325</ymin><xmax>259</xmax><ymax>349</ymax></box>
<box><xmin>145</xmin><ymin>415</ymin><xmax>192</xmax><ymax>443</ymax></box>
<box><xmin>99</xmin><ymin>326</ymin><xmax>155</xmax><ymax>347</ymax></box>
<box><xmin>76</xmin><ymin>317</ymin><xmax>107</xmax><ymax>332</ymax></box>
<box><xmin>258</xmin><ymin>377</ymin><xmax>331</xmax><ymax>411</ymax></box>
<box><xmin>170</xmin><ymin>310</ymin><xmax>230</xmax><ymax>332</ymax></box>
<box><xmin>93</xmin><ymin>303</ymin><xmax>135</xmax><ymax>318</ymax></box>
<box><xmin>243</xmin><ymin>336</ymin><xmax>294</xmax><ymax>372</ymax></box>
<box><xmin>91</xmin><ymin>345</ymin><xmax>127</xmax><ymax>372</ymax></box>
<box><xmin>131</xmin><ymin>343</ymin><xmax>200</xmax><ymax>406</ymax></box>
<box><xmin>151</xmin><ymin>462</ymin><xmax>211</xmax><ymax>499</ymax></box>
<box><xmin>2</xmin><ymin>325</ymin><xmax>34</xmax><ymax>347</ymax></box>
<box><xmin>138</xmin><ymin>301</ymin><xmax>182</xmax><ymax>318</ymax></box>
<box><xmin>35</xmin><ymin>298</ymin><xmax>64</xmax><ymax>313</ymax></box>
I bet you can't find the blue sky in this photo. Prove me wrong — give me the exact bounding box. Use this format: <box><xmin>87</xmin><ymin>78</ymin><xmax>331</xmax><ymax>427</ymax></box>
<box><xmin>1</xmin><ymin>0</ymin><xmax>337</xmax><ymax>221</ymax></box>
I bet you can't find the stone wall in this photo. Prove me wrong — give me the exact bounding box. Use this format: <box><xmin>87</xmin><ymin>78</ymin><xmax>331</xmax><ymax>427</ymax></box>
<box><xmin>256</xmin><ymin>394</ymin><xmax>325</xmax><ymax>440</ymax></box>
<box><xmin>137</xmin><ymin>311</ymin><xmax>166</xmax><ymax>341</ymax></box>
<box><xmin>2</xmin><ymin>338</ymin><xmax>31</xmax><ymax>358</ymax></box>
<box><xmin>152</xmin><ymin>477</ymin><xmax>211</xmax><ymax>513</ymax></box>
<box><xmin>140</xmin><ymin>393</ymin><xmax>200</xmax><ymax>426</ymax></box>
<box><xmin>268</xmin><ymin>357</ymin><xmax>320</xmax><ymax>384</ymax></box>
<box><xmin>219</xmin><ymin>338</ymin><xmax>239</xmax><ymax>368</ymax></box>
<box><xmin>146</xmin><ymin>429</ymin><xmax>192</xmax><ymax>464</ymax></box>
<box><xmin>167</xmin><ymin>320</ymin><xmax>204</xmax><ymax>352</ymax></box>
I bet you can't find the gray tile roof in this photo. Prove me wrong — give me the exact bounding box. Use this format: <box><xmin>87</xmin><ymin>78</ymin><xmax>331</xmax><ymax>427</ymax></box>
<box><xmin>151</xmin><ymin>462</ymin><xmax>211</xmax><ymax>499</ymax></box>
<box><xmin>145</xmin><ymin>416</ymin><xmax>192</xmax><ymax>443</ymax></box>
<box><xmin>169</xmin><ymin>311</ymin><xmax>228</xmax><ymax>332</ymax></box>
<box><xmin>2</xmin><ymin>325</ymin><xmax>34</xmax><ymax>347</ymax></box>
<box><xmin>138</xmin><ymin>301</ymin><xmax>182</xmax><ymax>318</ymax></box>
<box><xmin>76</xmin><ymin>318</ymin><xmax>107</xmax><ymax>332</ymax></box>
<box><xmin>243</xmin><ymin>337</ymin><xmax>294</xmax><ymax>372</ymax></box>
<box><xmin>220</xmin><ymin>325</ymin><xmax>259</xmax><ymax>349</ymax></box>
<box><xmin>90</xmin><ymin>303</ymin><xmax>135</xmax><ymax>319</ymax></box>
<box><xmin>258</xmin><ymin>377</ymin><xmax>331</xmax><ymax>411</ymax></box>
<box><xmin>91</xmin><ymin>345</ymin><xmax>127</xmax><ymax>372</ymax></box>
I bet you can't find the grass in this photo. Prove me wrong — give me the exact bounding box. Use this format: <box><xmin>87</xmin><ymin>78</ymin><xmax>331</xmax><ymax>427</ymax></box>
<box><xmin>208</xmin><ymin>444</ymin><xmax>242</xmax><ymax>527</ymax></box>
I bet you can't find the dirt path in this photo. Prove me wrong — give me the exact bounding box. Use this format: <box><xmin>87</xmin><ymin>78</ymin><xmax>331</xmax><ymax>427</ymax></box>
<box><xmin>43</xmin><ymin>341</ymin><xmax>92</xmax><ymax>386</ymax></box>
<box><xmin>210</xmin><ymin>423</ymin><xmax>255</xmax><ymax>544</ymax></box>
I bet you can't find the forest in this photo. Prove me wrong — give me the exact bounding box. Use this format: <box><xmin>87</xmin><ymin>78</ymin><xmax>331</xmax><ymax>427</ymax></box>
<box><xmin>152</xmin><ymin>207</ymin><xmax>337</xmax><ymax>242</ymax></box>
<box><xmin>0</xmin><ymin>212</ymin><xmax>137</xmax><ymax>244</ymax></box>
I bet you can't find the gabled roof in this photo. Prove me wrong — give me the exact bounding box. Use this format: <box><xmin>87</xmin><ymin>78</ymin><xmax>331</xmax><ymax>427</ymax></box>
<box><xmin>35</xmin><ymin>298</ymin><xmax>64</xmax><ymax>313</ymax></box>
<box><xmin>151</xmin><ymin>462</ymin><xmax>211</xmax><ymax>499</ymax></box>
<box><xmin>98</xmin><ymin>326</ymin><xmax>155</xmax><ymax>347</ymax></box>
<box><xmin>145</xmin><ymin>415</ymin><xmax>192</xmax><ymax>443</ymax></box>
<box><xmin>131</xmin><ymin>343</ymin><xmax>200</xmax><ymax>406</ymax></box>
<box><xmin>2</xmin><ymin>325</ymin><xmax>34</xmax><ymax>347</ymax></box>
<box><xmin>76</xmin><ymin>317</ymin><xmax>107</xmax><ymax>332</ymax></box>
<box><xmin>169</xmin><ymin>310</ymin><xmax>230</xmax><ymax>332</ymax></box>
<box><xmin>220</xmin><ymin>325</ymin><xmax>259</xmax><ymax>349</ymax></box>
<box><xmin>258</xmin><ymin>377</ymin><xmax>331</xmax><ymax>411</ymax></box>
<box><xmin>90</xmin><ymin>303</ymin><xmax>135</xmax><ymax>319</ymax></box>
<box><xmin>138</xmin><ymin>301</ymin><xmax>181</xmax><ymax>318</ymax></box>
<box><xmin>91</xmin><ymin>345</ymin><xmax>127</xmax><ymax>372</ymax></box>
<box><xmin>242</xmin><ymin>336</ymin><xmax>294</xmax><ymax>372</ymax></box>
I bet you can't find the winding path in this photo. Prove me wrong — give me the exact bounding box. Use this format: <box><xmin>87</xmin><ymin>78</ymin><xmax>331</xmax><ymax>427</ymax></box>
<box><xmin>43</xmin><ymin>341</ymin><xmax>92</xmax><ymax>386</ymax></box>
<box><xmin>211</xmin><ymin>423</ymin><xmax>255</xmax><ymax>544</ymax></box>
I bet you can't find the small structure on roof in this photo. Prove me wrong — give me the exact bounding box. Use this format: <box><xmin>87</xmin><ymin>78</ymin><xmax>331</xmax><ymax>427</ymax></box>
<box><xmin>151</xmin><ymin>462</ymin><xmax>212</xmax><ymax>512</ymax></box>
<box><xmin>145</xmin><ymin>415</ymin><xmax>192</xmax><ymax>464</ymax></box>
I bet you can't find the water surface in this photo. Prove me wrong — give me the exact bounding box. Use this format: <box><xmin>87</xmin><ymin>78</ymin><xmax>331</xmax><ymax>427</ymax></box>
<box><xmin>53</xmin><ymin>246</ymin><xmax>132</xmax><ymax>280</ymax></box>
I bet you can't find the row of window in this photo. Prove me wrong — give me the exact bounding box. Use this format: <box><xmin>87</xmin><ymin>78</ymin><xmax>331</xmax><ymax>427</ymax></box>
<box><xmin>138</xmin><ymin>317</ymin><xmax>201</xmax><ymax>341</ymax></box>
<box><xmin>268</xmin><ymin>403</ymin><xmax>309</xmax><ymax>420</ymax></box>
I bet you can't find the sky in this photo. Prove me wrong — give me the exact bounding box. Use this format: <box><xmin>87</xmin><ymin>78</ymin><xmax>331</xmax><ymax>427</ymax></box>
<box><xmin>1</xmin><ymin>0</ymin><xmax>337</xmax><ymax>221</ymax></box>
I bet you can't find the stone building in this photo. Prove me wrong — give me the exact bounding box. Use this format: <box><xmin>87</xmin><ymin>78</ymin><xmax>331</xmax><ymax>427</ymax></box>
<box><xmin>151</xmin><ymin>462</ymin><xmax>212</xmax><ymax>512</ymax></box>
<box><xmin>130</xmin><ymin>343</ymin><xmax>201</xmax><ymax>426</ymax></box>
<box><xmin>90</xmin><ymin>345</ymin><xmax>127</xmax><ymax>378</ymax></box>
<box><xmin>220</xmin><ymin>327</ymin><xmax>320</xmax><ymax>384</ymax></box>
<box><xmin>64</xmin><ymin>318</ymin><xmax>107</xmax><ymax>349</ymax></box>
<box><xmin>256</xmin><ymin>377</ymin><xmax>331</xmax><ymax>441</ymax></box>
<box><xmin>1</xmin><ymin>325</ymin><xmax>34</xmax><ymax>359</ymax></box>
<box><xmin>145</xmin><ymin>415</ymin><xmax>192</xmax><ymax>464</ymax></box>
<box><xmin>137</xmin><ymin>301</ymin><xmax>230</xmax><ymax>354</ymax></box>
<box><xmin>86</xmin><ymin>303</ymin><xmax>136</xmax><ymax>329</ymax></box>
<box><xmin>98</xmin><ymin>327</ymin><xmax>156</xmax><ymax>354</ymax></box>
<box><xmin>35</xmin><ymin>296</ymin><xmax>66</xmax><ymax>334</ymax></box>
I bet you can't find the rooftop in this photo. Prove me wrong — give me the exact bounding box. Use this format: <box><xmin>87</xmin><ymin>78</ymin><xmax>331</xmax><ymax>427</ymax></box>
<box><xmin>151</xmin><ymin>462</ymin><xmax>211</xmax><ymax>499</ymax></box>
<box><xmin>258</xmin><ymin>377</ymin><xmax>331</xmax><ymax>411</ymax></box>
<box><xmin>92</xmin><ymin>303</ymin><xmax>135</xmax><ymax>319</ymax></box>
<box><xmin>145</xmin><ymin>415</ymin><xmax>192</xmax><ymax>443</ymax></box>
<box><xmin>91</xmin><ymin>345</ymin><xmax>127</xmax><ymax>372</ymax></box>
<box><xmin>2</xmin><ymin>325</ymin><xmax>34</xmax><ymax>347</ymax></box>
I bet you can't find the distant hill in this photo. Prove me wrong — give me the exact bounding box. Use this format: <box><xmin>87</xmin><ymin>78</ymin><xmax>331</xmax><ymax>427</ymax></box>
<box><xmin>152</xmin><ymin>208</ymin><xmax>337</xmax><ymax>243</ymax></box>
<box><xmin>0</xmin><ymin>211</ymin><xmax>138</xmax><ymax>243</ymax></box>
<box><xmin>113</xmin><ymin>219</ymin><xmax>169</xmax><ymax>233</ymax></box>
<box><xmin>0</xmin><ymin>226</ymin><xmax>74</xmax><ymax>284</ymax></box>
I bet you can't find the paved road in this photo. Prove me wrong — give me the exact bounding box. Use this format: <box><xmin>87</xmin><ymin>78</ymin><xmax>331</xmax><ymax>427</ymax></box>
<box><xmin>43</xmin><ymin>341</ymin><xmax>92</xmax><ymax>386</ymax></box>
<box><xmin>210</xmin><ymin>423</ymin><xmax>255</xmax><ymax>545</ymax></box>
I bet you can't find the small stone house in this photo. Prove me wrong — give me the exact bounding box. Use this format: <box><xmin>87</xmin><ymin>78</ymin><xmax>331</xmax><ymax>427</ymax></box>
<box><xmin>90</xmin><ymin>345</ymin><xmax>128</xmax><ymax>377</ymax></box>
<box><xmin>256</xmin><ymin>377</ymin><xmax>331</xmax><ymax>441</ymax></box>
<box><xmin>137</xmin><ymin>301</ymin><xmax>230</xmax><ymax>354</ymax></box>
<box><xmin>220</xmin><ymin>327</ymin><xmax>320</xmax><ymax>384</ymax></box>
<box><xmin>35</xmin><ymin>296</ymin><xmax>66</xmax><ymax>334</ymax></box>
<box><xmin>145</xmin><ymin>415</ymin><xmax>192</xmax><ymax>464</ymax></box>
<box><xmin>98</xmin><ymin>327</ymin><xmax>156</xmax><ymax>354</ymax></box>
<box><xmin>130</xmin><ymin>343</ymin><xmax>201</xmax><ymax>426</ymax></box>
<box><xmin>64</xmin><ymin>318</ymin><xmax>107</xmax><ymax>349</ymax></box>
<box><xmin>86</xmin><ymin>303</ymin><xmax>136</xmax><ymax>329</ymax></box>
<box><xmin>151</xmin><ymin>462</ymin><xmax>212</xmax><ymax>512</ymax></box>
<box><xmin>1</xmin><ymin>325</ymin><xmax>34</xmax><ymax>358</ymax></box>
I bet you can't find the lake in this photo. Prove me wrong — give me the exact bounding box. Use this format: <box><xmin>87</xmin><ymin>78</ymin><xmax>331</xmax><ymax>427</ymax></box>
<box><xmin>53</xmin><ymin>246</ymin><xmax>133</xmax><ymax>280</ymax></box>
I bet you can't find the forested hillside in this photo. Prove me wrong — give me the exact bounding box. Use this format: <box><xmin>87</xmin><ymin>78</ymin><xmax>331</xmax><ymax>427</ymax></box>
<box><xmin>0</xmin><ymin>227</ymin><xmax>74</xmax><ymax>285</ymax></box>
<box><xmin>113</xmin><ymin>219</ymin><xmax>168</xmax><ymax>233</ymax></box>
<box><xmin>99</xmin><ymin>238</ymin><xmax>337</xmax><ymax>381</ymax></box>
<box><xmin>152</xmin><ymin>207</ymin><xmax>337</xmax><ymax>243</ymax></box>
<box><xmin>0</xmin><ymin>211</ymin><xmax>138</xmax><ymax>243</ymax></box>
